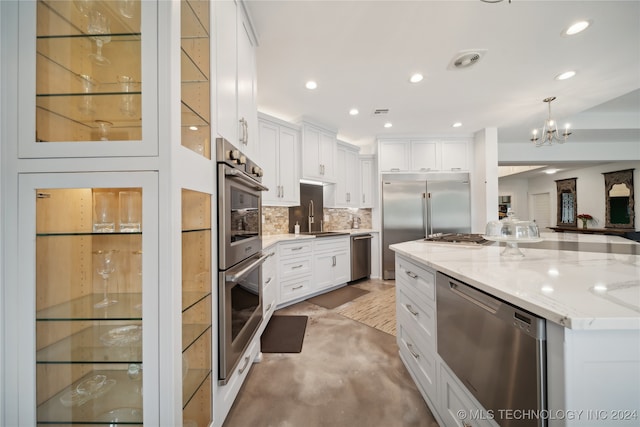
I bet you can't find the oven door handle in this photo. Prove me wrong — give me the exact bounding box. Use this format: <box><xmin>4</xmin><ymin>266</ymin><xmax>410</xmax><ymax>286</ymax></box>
<box><xmin>225</xmin><ymin>253</ymin><xmax>270</xmax><ymax>282</ymax></box>
<box><xmin>225</xmin><ymin>168</ymin><xmax>269</xmax><ymax>192</ymax></box>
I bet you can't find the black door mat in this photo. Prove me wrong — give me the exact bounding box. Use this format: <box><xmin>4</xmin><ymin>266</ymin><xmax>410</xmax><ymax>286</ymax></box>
<box><xmin>306</xmin><ymin>286</ymin><xmax>369</xmax><ymax>309</ymax></box>
<box><xmin>261</xmin><ymin>315</ymin><xmax>308</xmax><ymax>353</ymax></box>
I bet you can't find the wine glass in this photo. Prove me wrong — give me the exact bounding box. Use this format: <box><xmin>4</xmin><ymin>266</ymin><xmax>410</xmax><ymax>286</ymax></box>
<box><xmin>94</xmin><ymin>250</ymin><xmax>118</xmax><ymax>308</ymax></box>
<box><xmin>95</xmin><ymin>120</ymin><xmax>113</xmax><ymax>141</ymax></box>
<box><xmin>78</xmin><ymin>74</ymin><xmax>97</xmax><ymax>115</ymax></box>
<box><xmin>87</xmin><ymin>10</ymin><xmax>112</xmax><ymax>66</ymax></box>
<box><xmin>118</xmin><ymin>75</ymin><xmax>136</xmax><ymax>117</ymax></box>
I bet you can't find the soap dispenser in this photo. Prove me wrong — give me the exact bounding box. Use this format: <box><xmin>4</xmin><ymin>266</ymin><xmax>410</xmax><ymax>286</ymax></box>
<box><xmin>294</xmin><ymin>221</ymin><xmax>300</xmax><ymax>235</ymax></box>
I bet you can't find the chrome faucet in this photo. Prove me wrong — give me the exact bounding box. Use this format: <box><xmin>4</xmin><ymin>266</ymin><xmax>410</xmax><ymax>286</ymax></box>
<box><xmin>308</xmin><ymin>200</ymin><xmax>314</xmax><ymax>232</ymax></box>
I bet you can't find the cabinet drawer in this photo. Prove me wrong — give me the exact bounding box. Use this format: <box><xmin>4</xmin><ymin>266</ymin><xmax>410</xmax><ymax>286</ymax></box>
<box><xmin>398</xmin><ymin>320</ymin><xmax>437</xmax><ymax>402</ymax></box>
<box><xmin>279</xmin><ymin>241</ymin><xmax>312</xmax><ymax>257</ymax></box>
<box><xmin>280</xmin><ymin>276</ymin><xmax>312</xmax><ymax>303</ymax></box>
<box><xmin>313</xmin><ymin>236</ymin><xmax>349</xmax><ymax>253</ymax></box>
<box><xmin>396</xmin><ymin>257</ymin><xmax>436</xmax><ymax>303</ymax></box>
<box><xmin>397</xmin><ymin>285</ymin><xmax>436</xmax><ymax>351</ymax></box>
<box><xmin>279</xmin><ymin>256</ymin><xmax>312</xmax><ymax>279</ymax></box>
<box><xmin>218</xmin><ymin>337</ymin><xmax>260</xmax><ymax>419</ymax></box>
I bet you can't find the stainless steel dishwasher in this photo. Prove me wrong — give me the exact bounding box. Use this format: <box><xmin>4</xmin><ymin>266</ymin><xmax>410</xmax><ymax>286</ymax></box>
<box><xmin>350</xmin><ymin>234</ymin><xmax>372</xmax><ymax>281</ymax></box>
<box><xmin>436</xmin><ymin>272</ymin><xmax>546</xmax><ymax>427</ymax></box>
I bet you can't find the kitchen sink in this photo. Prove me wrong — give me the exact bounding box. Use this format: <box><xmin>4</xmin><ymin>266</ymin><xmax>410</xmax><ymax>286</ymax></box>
<box><xmin>299</xmin><ymin>231</ymin><xmax>350</xmax><ymax>238</ymax></box>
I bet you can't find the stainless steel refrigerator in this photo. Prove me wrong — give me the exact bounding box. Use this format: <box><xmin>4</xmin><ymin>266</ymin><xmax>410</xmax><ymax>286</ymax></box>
<box><xmin>382</xmin><ymin>173</ymin><xmax>471</xmax><ymax>279</ymax></box>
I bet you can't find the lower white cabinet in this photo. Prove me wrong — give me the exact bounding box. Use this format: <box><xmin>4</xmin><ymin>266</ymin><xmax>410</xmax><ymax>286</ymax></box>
<box><xmin>395</xmin><ymin>254</ymin><xmax>497</xmax><ymax>427</ymax></box>
<box><xmin>260</xmin><ymin>248</ymin><xmax>278</xmax><ymax>334</ymax></box>
<box><xmin>277</xmin><ymin>240</ymin><xmax>313</xmax><ymax>304</ymax></box>
<box><xmin>313</xmin><ymin>236</ymin><xmax>350</xmax><ymax>290</ymax></box>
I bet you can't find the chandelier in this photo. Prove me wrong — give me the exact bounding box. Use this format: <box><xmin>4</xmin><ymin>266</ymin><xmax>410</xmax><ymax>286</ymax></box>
<box><xmin>530</xmin><ymin>96</ymin><xmax>571</xmax><ymax>147</ymax></box>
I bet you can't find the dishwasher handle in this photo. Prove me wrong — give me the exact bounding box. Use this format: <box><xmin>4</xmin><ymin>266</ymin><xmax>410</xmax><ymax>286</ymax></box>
<box><xmin>449</xmin><ymin>281</ymin><xmax>500</xmax><ymax>314</ymax></box>
<box><xmin>353</xmin><ymin>235</ymin><xmax>373</xmax><ymax>241</ymax></box>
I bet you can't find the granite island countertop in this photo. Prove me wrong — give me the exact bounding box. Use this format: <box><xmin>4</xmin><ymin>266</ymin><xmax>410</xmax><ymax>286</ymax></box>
<box><xmin>390</xmin><ymin>232</ymin><xmax>640</xmax><ymax>331</ymax></box>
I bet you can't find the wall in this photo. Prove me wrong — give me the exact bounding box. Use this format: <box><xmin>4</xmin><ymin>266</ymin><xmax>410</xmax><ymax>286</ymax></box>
<box><xmin>472</xmin><ymin>128</ymin><xmax>499</xmax><ymax>233</ymax></box>
<box><xmin>500</xmin><ymin>161</ymin><xmax>640</xmax><ymax>231</ymax></box>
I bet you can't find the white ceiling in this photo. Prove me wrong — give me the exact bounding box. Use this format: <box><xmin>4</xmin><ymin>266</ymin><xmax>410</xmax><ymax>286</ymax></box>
<box><xmin>245</xmin><ymin>0</ymin><xmax>640</xmax><ymax>156</ymax></box>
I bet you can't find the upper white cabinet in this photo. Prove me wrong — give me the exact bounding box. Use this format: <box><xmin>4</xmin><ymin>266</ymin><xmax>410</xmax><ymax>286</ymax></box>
<box><xmin>259</xmin><ymin>114</ymin><xmax>300</xmax><ymax>206</ymax></box>
<box><xmin>301</xmin><ymin>122</ymin><xmax>337</xmax><ymax>182</ymax></box>
<box><xmin>215</xmin><ymin>1</ymin><xmax>258</xmax><ymax>159</ymax></box>
<box><xmin>359</xmin><ymin>154</ymin><xmax>375</xmax><ymax>208</ymax></box>
<box><xmin>379</xmin><ymin>139</ymin><xmax>471</xmax><ymax>172</ymax></box>
<box><xmin>325</xmin><ymin>141</ymin><xmax>360</xmax><ymax>208</ymax></box>
<box><xmin>379</xmin><ymin>140</ymin><xmax>411</xmax><ymax>172</ymax></box>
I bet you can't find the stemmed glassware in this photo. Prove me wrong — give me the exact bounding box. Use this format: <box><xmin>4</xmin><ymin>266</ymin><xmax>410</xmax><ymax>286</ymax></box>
<box><xmin>78</xmin><ymin>74</ymin><xmax>97</xmax><ymax>115</ymax></box>
<box><xmin>94</xmin><ymin>250</ymin><xmax>118</xmax><ymax>308</ymax></box>
<box><xmin>118</xmin><ymin>75</ymin><xmax>136</xmax><ymax>117</ymax></box>
<box><xmin>87</xmin><ymin>10</ymin><xmax>112</xmax><ymax>66</ymax></box>
<box><xmin>95</xmin><ymin>120</ymin><xmax>113</xmax><ymax>141</ymax></box>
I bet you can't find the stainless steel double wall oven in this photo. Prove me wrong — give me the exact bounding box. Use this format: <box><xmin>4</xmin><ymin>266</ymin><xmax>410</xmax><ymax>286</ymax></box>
<box><xmin>216</xmin><ymin>138</ymin><xmax>268</xmax><ymax>385</ymax></box>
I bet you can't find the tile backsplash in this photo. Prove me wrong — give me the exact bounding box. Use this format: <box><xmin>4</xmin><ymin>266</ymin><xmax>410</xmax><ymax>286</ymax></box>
<box><xmin>262</xmin><ymin>206</ymin><xmax>372</xmax><ymax>235</ymax></box>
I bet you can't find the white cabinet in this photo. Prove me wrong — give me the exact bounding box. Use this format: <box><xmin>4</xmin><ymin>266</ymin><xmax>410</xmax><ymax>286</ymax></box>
<box><xmin>359</xmin><ymin>155</ymin><xmax>376</xmax><ymax>208</ymax></box>
<box><xmin>259</xmin><ymin>248</ymin><xmax>278</xmax><ymax>334</ymax></box>
<box><xmin>258</xmin><ymin>116</ymin><xmax>300</xmax><ymax>206</ymax></box>
<box><xmin>379</xmin><ymin>140</ymin><xmax>411</xmax><ymax>171</ymax></box>
<box><xmin>278</xmin><ymin>240</ymin><xmax>313</xmax><ymax>304</ymax></box>
<box><xmin>313</xmin><ymin>236</ymin><xmax>350</xmax><ymax>290</ymax></box>
<box><xmin>441</xmin><ymin>141</ymin><xmax>469</xmax><ymax>171</ymax></box>
<box><xmin>411</xmin><ymin>140</ymin><xmax>439</xmax><ymax>172</ymax></box>
<box><xmin>301</xmin><ymin>122</ymin><xmax>337</xmax><ymax>182</ymax></box>
<box><xmin>439</xmin><ymin>363</ymin><xmax>497</xmax><ymax>427</ymax></box>
<box><xmin>379</xmin><ymin>139</ymin><xmax>471</xmax><ymax>172</ymax></box>
<box><xmin>215</xmin><ymin>1</ymin><xmax>258</xmax><ymax>158</ymax></box>
<box><xmin>325</xmin><ymin>141</ymin><xmax>360</xmax><ymax>208</ymax></box>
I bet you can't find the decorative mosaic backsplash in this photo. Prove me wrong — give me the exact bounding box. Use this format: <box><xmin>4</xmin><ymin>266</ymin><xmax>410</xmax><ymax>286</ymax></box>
<box><xmin>262</xmin><ymin>206</ymin><xmax>372</xmax><ymax>235</ymax></box>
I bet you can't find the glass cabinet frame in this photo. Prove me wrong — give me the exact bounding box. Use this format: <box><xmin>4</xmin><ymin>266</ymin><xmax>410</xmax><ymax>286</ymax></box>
<box><xmin>17</xmin><ymin>0</ymin><xmax>159</xmax><ymax>159</ymax></box>
<box><xmin>16</xmin><ymin>171</ymin><xmax>160</xmax><ymax>426</ymax></box>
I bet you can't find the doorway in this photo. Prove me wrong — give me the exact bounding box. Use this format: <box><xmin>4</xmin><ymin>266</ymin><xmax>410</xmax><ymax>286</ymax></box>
<box><xmin>530</xmin><ymin>192</ymin><xmax>551</xmax><ymax>230</ymax></box>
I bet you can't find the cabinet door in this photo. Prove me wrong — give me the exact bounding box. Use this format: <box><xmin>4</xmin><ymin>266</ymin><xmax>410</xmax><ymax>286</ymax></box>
<box><xmin>258</xmin><ymin>120</ymin><xmax>280</xmax><ymax>205</ymax></box>
<box><xmin>345</xmin><ymin>148</ymin><xmax>359</xmax><ymax>207</ymax></box>
<box><xmin>441</xmin><ymin>141</ymin><xmax>469</xmax><ymax>171</ymax></box>
<box><xmin>237</xmin><ymin>10</ymin><xmax>257</xmax><ymax>159</ymax></box>
<box><xmin>18</xmin><ymin>0</ymin><xmax>158</xmax><ymax>158</ymax></box>
<box><xmin>332</xmin><ymin>250</ymin><xmax>351</xmax><ymax>285</ymax></box>
<box><xmin>319</xmin><ymin>131</ymin><xmax>336</xmax><ymax>182</ymax></box>
<box><xmin>379</xmin><ymin>140</ymin><xmax>410</xmax><ymax>171</ymax></box>
<box><xmin>278</xmin><ymin>126</ymin><xmax>300</xmax><ymax>205</ymax></box>
<box><xmin>334</xmin><ymin>146</ymin><xmax>348</xmax><ymax>205</ymax></box>
<box><xmin>301</xmin><ymin>126</ymin><xmax>321</xmax><ymax>180</ymax></box>
<box><xmin>411</xmin><ymin>140</ymin><xmax>439</xmax><ymax>172</ymax></box>
<box><xmin>215</xmin><ymin>0</ymin><xmax>238</xmax><ymax>145</ymax></box>
<box><xmin>360</xmin><ymin>156</ymin><xmax>375</xmax><ymax>208</ymax></box>
<box><xmin>16</xmin><ymin>171</ymin><xmax>159</xmax><ymax>426</ymax></box>
<box><xmin>314</xmin><ymin>252</ymin><xmax>336</xmax><ymax>289</ymax></box>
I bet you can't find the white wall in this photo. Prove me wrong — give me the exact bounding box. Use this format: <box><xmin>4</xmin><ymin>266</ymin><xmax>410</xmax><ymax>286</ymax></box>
<box><xmin>472</xmin><ymin>128</ymin><xmax>499</xmax><ymax>233</ymax></box>
<box><xmin>500</xmin><ymin>161</ymin><xmax>640</xmax><ymax>231</ymax></box>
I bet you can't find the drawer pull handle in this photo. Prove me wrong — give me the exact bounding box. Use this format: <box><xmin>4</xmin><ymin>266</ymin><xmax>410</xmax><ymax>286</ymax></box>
<box><xmin>292</xmin><ymin>264</ymin><xmax>303</xmax><ymax>269</ymax></box>
<box><xmin>405</xmin><ymin>304</ymin><xmax>419</xmax><ymax>317</ymax></box>
<box><xmin>292</xmin><ymin>285</ymin><xmax>304</xmax><ymax>290</ymax></box>
<box><xmin>291</xmin><ymin>246</ymin><xmax>304</xmax><ymax>251</ymax></box>
<box><xmin>238</xmin><ymin>356</ymin><xmax>250</xmax><ymax>374</ymax></box>
<box><xmin>266</xmin><ymin>303</ymin><xmax>272</xmax><ymax>311</ymax></box>
<box><xmin>407</xmin><ymin>343</ymin><xmax>419</xmax><ymax>359</ymax></box>
<box><xmin>265</xmin><ymin>277</ymin><xmax>272</xmax><ymax>284</ymax></box>
<box><xmin>405</xmin><ymin>270</ymin><xmax>418</xmax><ymax>279</ymax></box>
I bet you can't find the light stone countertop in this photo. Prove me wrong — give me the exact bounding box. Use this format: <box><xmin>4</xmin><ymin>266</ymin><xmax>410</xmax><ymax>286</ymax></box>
<box><xmin>390</xmin><ymin>232</ymin><xmax>640</xmax><ymax>331</ymax></box>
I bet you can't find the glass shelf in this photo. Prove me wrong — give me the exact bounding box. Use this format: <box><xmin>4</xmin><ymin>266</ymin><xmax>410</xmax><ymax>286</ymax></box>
<box><xmin>37</xmin><ymin>324</ymin><xmax>142</xmax><ymax>364</ymax></box>
<box><xmin>182</xmin><ymin>370</ymin><xmax>211</xmax><ymax>410</ymax></box>
<box><xmin>37</xmin><ymin>369</ymin><xmax>143</xmax><ymax>425</ymax></box>
<box><xmin>36</xmin><ymin>231</ymin><xmax>142</xmax><ymax>237</ymax></box>
<box><xmin>182</xmin><ymin>292</ymin><xmax>211</xmax><ymax>313</ymax></box>
<box><xmin>37</xmin><ymin>293</ymin><xmax>142</xmax><ymax>321</ymax></box>
<box><xmin>182</xmin><ymin>324</ymin><xmax>211</xmax><ymax>353</ymax></box>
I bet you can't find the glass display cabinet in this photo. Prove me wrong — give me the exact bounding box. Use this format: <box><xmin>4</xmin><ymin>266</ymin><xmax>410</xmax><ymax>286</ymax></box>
<box><xmin>181</xmin><ymin>189</ymin><xmax>213</xmax><ymax>427</ymax></box>
<box><xmin>18</xmin><ymin>0</ymin><xmax>158</xmax><ymax>158</ymax></box>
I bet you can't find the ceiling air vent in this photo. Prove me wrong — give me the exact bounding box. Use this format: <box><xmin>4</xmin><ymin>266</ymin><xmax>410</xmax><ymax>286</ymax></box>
<box><xmin>448</xmin><ymin>49</ymin><xmax>487</xmax><ymax>70</ymax></box>
<box><xmin>372</xmin><ymin>108</ymin><xmax>389</xmax><ymax>116</ymax></box>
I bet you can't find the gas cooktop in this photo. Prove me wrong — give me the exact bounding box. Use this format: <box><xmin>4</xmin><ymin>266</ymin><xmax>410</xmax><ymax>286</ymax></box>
<box><xmin>424</xmin><ymin>233</ymin><xmax>491</xmax><ymax>245</ymax></box>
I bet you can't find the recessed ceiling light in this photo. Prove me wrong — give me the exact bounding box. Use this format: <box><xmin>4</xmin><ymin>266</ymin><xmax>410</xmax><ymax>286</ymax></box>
<box><xmin>545</xmin><ymin>169</ymin><xmax>557</xmax><ymax>174</ymax></box>
<box><xmin>384</xmin><ymin>122</ymin><xmax>393</xmax><ymax>128</ymax></box>
<box><xmin>189</xmin><ymin>126</ymin><xmax>198</xmax><ymax>131</ymax></box>
<box><xmin>452</xmin><ymin>122</ymin><xmax>462</xmax><ymax>128</ymax></box>
<box><xmin>305</xmin><ymin>80</ymin><xmax>317</xmax><ymax>90</ymax></box>
<box><xmin>409</xmin><ymin>73</ymin><xmax>424</xmax><ymax>83</ymax></box>
<box><xmin>555</xmin><ymin>70</ymin><xmax>576</xmax><ymax>80</ymax></box>
<box><xmin>349</xmin><ymin>108</ymin><xmax>359</xmax><ymax>116</ymax></box>
<box><xmin>564</xmin><ymin>20</ymin><xmax>591</xmax><ymax>36</ymax></box>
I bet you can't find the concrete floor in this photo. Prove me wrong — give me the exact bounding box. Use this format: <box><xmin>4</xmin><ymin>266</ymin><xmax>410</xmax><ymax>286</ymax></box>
<box><xmin>222</xmin><ymin>280</ymin><xmax>440</xmax><ymax>427</ymax></box>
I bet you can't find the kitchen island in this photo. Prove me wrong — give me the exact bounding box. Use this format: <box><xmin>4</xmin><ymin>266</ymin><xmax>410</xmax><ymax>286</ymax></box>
<box><xmin>390</xmin><ymin>232</ymin><xmax>640</xmax><ymax>427</ymax></box>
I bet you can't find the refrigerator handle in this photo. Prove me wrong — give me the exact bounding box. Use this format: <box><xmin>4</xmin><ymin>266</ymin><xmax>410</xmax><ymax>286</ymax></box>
<box><xmin>422</xmin><ymin>192</ymin><xmax>429</xmax><ymax>237</ymax></box>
